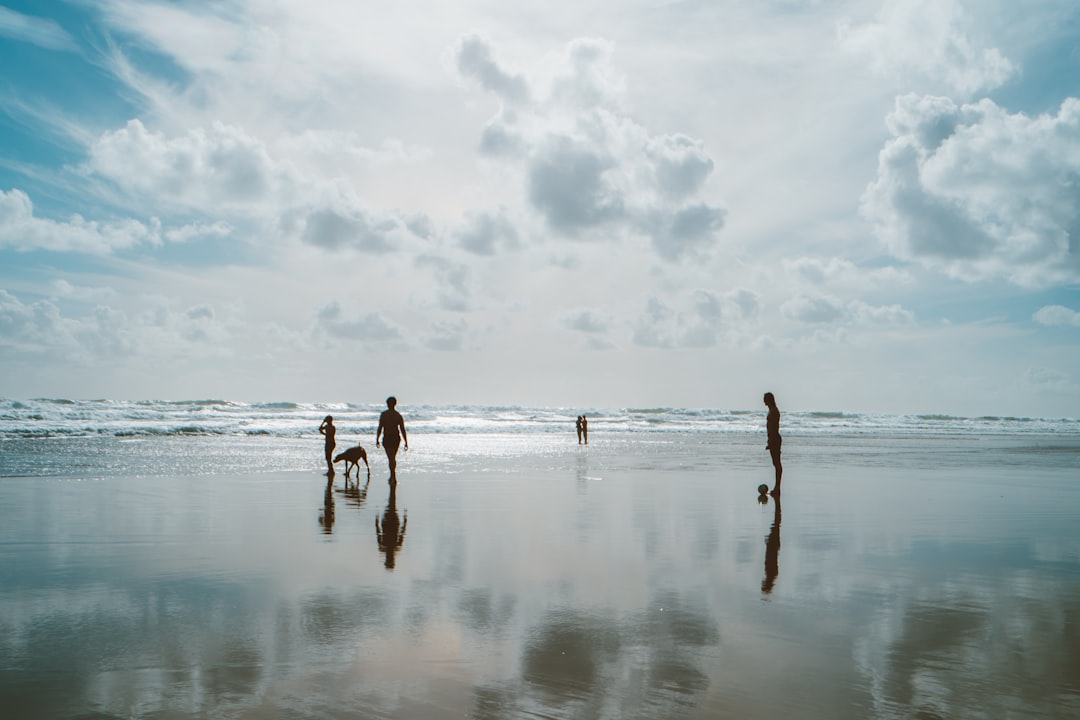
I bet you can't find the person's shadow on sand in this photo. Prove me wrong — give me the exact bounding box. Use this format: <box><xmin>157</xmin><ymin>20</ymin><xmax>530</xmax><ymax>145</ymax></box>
<box><xmin>761</xmin><ymin>495</ymin><xmax>781</xmax><ymax>594</ymax></box>
<box><xmin>319</xmin><ymin>477</ymin><xmax>335</xmax><ymax>534</ymax></box>
<box><xmin>375</xmin><ymin>482</ymin><xmax>407</xmax><ymax>570</ymax></box>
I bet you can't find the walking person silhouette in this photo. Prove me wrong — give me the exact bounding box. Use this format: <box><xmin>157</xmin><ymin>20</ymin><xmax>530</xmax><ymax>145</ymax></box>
<box><xmin>376</xmin><ymin>397</ymin><xmax>408</xmax><ymax>483</ymax></box>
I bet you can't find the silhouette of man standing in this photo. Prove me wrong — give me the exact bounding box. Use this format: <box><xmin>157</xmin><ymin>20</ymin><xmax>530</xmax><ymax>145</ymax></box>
<box><xmin>376</xmin><ymin>396</ymin><xmax>408</xmax><ymax>482</ymax></box>
<box><xmin>764</xmin><ymin>392</ymin><xmax>782</xmax><ymax>495</ymax></box>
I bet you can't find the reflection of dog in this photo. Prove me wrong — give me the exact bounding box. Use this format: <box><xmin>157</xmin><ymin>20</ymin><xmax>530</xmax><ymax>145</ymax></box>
<box><xmin>333</xmin><ymin>445</ymin><xmax>369</xmax><ymax>478</ymax></box>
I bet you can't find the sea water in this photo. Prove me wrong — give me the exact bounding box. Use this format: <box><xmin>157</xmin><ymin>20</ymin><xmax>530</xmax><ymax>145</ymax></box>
<box><xmin>1</xmin><ymin>399</ymin><xmax>1078</xmax><ymax>718</ymax></box>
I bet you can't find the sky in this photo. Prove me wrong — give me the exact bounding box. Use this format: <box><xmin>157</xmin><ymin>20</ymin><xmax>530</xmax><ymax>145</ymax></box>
<box><xmin>1</xmin><ymin>0</ymin><xmax>1078</xmax><ymax>416</ymax></box>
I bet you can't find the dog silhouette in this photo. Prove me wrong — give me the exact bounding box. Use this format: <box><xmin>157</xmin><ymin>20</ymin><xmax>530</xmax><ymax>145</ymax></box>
<box><xmin>333</xmin><ymin>444</ymin><xmax>369</xmax><ymax>479</ymax></box>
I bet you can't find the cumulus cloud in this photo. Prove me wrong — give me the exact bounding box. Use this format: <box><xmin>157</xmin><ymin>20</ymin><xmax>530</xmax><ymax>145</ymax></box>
<box><xmin>838</xmin><ymin>0</ymin><xmax>1015</xmax><ymax>95</ymax></box>
<box><xmin>454</xmin><ymin>35</ymin><xmax>726</xmax><ymax>261</ymax></box>
<box><xmin>316</xmin><ymin>301</ymin><xmax>404</xmax><ymax>344</ymax></box>
<box><xmin>782</xmin><ymin>294</ymin><xmax>915</xmax><ymax>326</ymax></box>
<box><xmin>561</xmin><ymin>309</ymin><xmax>612</xmax><ymax>335</ymax></box>
<box><xmin>88</xmin><ymin>119</ymin><xmax>277</xmax><ymax>208</ymax></box>
<box><xmin>85</xmin><ymin>119</ymin><xmax>425</xmax><ymax>254</ymax></box>
<box><xmin>425</xmin><ymin>319</ymin><xmax>467</xmax><ymax>351</ymax></box>
<box><xmin>1033</xmin><ymin>305</ymin><xmax>1080</xmax><ymax>327</ymax></box>
<box><xmin>414</xmin><ymin>254</ymin><xmax>471</xmax><ymax>312</ymax></box>
<box><xmin>454</xmin><ymin>33</ymin><xmax>529</xmax><ymax>105</ymax></box>
<box><xmin>455</xmin><ymin>209</ymin><xmax>519</xmax><ymax>256</ymax></box>
<box><xmin>862</xmin><ymin>95</ymin><xmax>1080</xmax><ymax>286</ymax></box>
<box><xmin>0</xmin><ymin>188</ymin><xmax>161</xmax><ymax>253</ymax></box>
<box><xmin>0</xmin><ymin>288</ymin><xmax>230</xmax><ymax>359</ymax></box>
<box><xmin>783</xmin><ymin>256</ymin><xmax>912</xmax><ymax>290</ymax></box>
<box><xmin>632</xmin><ymin>288</ymin><xmax>761</xmax><ymax>349</ymax></box>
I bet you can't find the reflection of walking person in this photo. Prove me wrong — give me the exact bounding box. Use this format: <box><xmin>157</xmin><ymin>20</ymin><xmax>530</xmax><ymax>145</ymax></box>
<box><xmin>764</xmin><ymin>392</ymin><xmax>782</xmax><ymax>495</ymax></box>
<box><xmin>375</xmin><ymin>481</ymin><xmax>407</xmax><ymax>569</ymax></box>
<box><xmin>576</xmin><ymin>416</ymin><xmax>583</xmax><ymax>444</ymax></box>
<box><xmin>376</xmin><ymin>396</ymin><xmax>408</xmax><ymax>482</ymax></box>
<box><xmin>762</xmin><ymin>495</ymin><xmax>781</xmax><ymax>594</ymax></box>
<box><xmin>319</xmin><ymin>415</ymin><xmax>336</xmax><ymax>475</ymax></box>
<box><xmin>582</xmin><ymin>415</ymin><xmax>588</xmax><ymax>445</ymax></box>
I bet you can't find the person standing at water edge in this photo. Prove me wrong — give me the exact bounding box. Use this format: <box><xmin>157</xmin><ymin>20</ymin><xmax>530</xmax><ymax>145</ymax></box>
<box><xmin>764</xmin><ymin>393</ymin><xmax>782</xmax><ymax>495</ymax></box>
<box><xmin>576</xmin><ymin>416</ymin><xmax>583</xmax><ymax>444</ymax></box>
<box><xmin>582</xmin><ymin>415</ymin><xmax>588</xmax><ymax>445</ymax></box>
<box><xmin>376</xmin><ymin>397</ymin><xmax>408</xmax><ymax>482</ymax></box>
<box><xmin>319</xmin><ymin>415</ymin><xmax>336</xmax><ymax>475</ymax></box>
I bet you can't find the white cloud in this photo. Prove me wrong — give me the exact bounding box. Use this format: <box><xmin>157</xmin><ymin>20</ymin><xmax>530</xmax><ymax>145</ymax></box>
<box><xmin>862</xmin><ymin>95</ymin><xmax>1080</xmax><ymax>287</ymax></box>
<box><xmin>0</xmin><ymin>7</ymin><xmax>79</xmax><ymax>52</ymax></box>
<box><xmin>1033</xmin><ymin>305</ymin><xmax>1080</xmax><ymax>327</ymax></box>
<box><xmin>632</xmin><ymin>288</ymin><xmax>761</xmax><ymax>349</ymax></box>
<box><xmin>782</xmin><ymin>294</ymin><xmax>915</xmax><ymax>327</ymax></box>
<box><xmin>0</xmin><ymin>188</ymin><xmax>161</xmax><ymax>253</ymax></box>
<box><xmin>838</xmin><ymin>0</ymin><xmax>1015</xmax><ymax>96</ymax></box>
<box><xmin>315</xmin><ymin>301</ymin><xmax>405</xmax><ymax>345</ymax></box>
<box><xmin>454</xmin><ymin>35</ymin><xmax>726</xmax><ymax>261</ymax></box>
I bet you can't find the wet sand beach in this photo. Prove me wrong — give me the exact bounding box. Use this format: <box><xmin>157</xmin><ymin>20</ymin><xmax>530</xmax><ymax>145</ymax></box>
<box><xmin>2</xmin><ymin>431</ymin><xmax>1079</xmax><ymax>718</ymax></box>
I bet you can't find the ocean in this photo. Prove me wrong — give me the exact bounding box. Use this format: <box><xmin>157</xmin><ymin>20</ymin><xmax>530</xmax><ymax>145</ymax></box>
<box><xmin>2</xmin><ymin>398</ymin><xmax>1078</xmax><ymax>719</ymax></box>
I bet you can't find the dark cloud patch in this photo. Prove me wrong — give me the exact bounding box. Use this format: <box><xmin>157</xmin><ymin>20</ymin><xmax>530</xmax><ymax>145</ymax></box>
<box><xmin>316</xmin><ymin>301</ymin><xmax>402</xmax><ymax>342</ymax></box>
<box><xmin>456</xmin><ymin>210</ymin><xmax>518</xmax><ymax>256</ymax></box>
<box><xmin>301</xmin><ymin>208</ymin><xmax>397</xmax><ymax>253</ymax></box>
<box><xmin>454</xmin><ymin>33</ymin><xmax>529</xmax><ymax>105</ymax></box>
<box><xmin>527</xmin><ymin>137</ymin><xmax>623</xmax><ymax>233</ymax></box>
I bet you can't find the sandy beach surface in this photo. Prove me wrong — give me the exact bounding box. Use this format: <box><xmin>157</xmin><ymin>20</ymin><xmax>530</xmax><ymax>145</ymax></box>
<box><xmin>2</xmin><ymin>431</ymin><xmax>1079</xmax><ymax>719</ymax></box>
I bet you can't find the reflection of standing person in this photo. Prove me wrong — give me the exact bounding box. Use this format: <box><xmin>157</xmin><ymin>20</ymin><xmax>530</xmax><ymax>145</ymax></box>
<box><xmin>576</xmin><ymin>416</ymin><xmax>583</xmax><ymax>444</ymax></box>
<box><xmin>764</xmin><ymin>393</ymin><xmax>782</xmax><ymax>495</ymax></box>
<box><xmin>319</xmin><ymin>415</ymin><xmax>336</xmax><ymax>475</ymax></box>
<box><xmin>319</xmin><ymin>478</ymin><xmax>335</xmax><ymax>534</ymax></box>
<box><xmin>582</xmin><ymin>415</ymin><xmax>588</xmax><ymax>445</ymax></box>
<box><xmin>376</xmin><ymin>397</ymin><xmax>408</xmax><ymax>482</ymax></box>
<box><xmin>375</xmin><ymin>481</ymin><xmax>407</xmax><ymax>569</ymax></box>
<box><xmin>762</xmin><ymin>495</ymin><xmax>781</xmax><ymax>594</ymax></box>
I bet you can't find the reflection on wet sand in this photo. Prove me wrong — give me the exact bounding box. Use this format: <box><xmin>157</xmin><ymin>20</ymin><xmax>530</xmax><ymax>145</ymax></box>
<box><xmin>375</xmin><ymin>482</ymin><xmax>407</xmax><ymax>569</ymax></box>
<box><xmin>318</xmin><ymin>477</ymin><xmax>334</xmax><ymax>534</ymax></box>
<box><xmin>762</xmin><ymin>495</ymin><xmax>781</xmax><ymax>594</ymax></box>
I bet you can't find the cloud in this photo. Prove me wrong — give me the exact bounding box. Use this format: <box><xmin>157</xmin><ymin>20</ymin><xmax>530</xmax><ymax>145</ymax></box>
<box><xmin>783</xmin><ymin>257</ymin><xmax>912</xmax><ymax>290</ymax></box>
<box><xmin>454</xmin><ymin>33</ymin><xmax>529</xmax><ymax>105</ymax></box>
<box><xmin>838</xmin><ymin>0</ymin><xmax>1015</xmax><ymax>96</ymax></box>
<box><xmin>0</xmin><ymin>188</ymin><xmax>161</xmax><ymax>253</ymax></box>
<box><xmin>454</xmin><ymin>35</ymin><xmax>726</xmax><ymax>261</ymax></box>
<box><xmin>862</xmin><ymin>94</ymin><xmax>1080</xmax><ymax>287</ymax></box>
<box><xmin>1025</xmin><ymin>366</ymin><xmax>1072</xmax><ymax>390</ymax></box>
<box><xmin>0</xmin><ymin>7</ymin><xmax>79</xmax><ymax>52</ymax></box>
<box><xmin>1033</xmin><ymin>305</ymin><xmax>1080</xmax><ymax>327</ymax></box>
<box><xmin>455</xmin><ymin>209</ymin><xmax>519</xmax><ymax>256</ymax></box>
<box><xmin>781</xmin><ymin>294</ymin><xmax>846</xmax><ymax>324</ymax></box>
<box><xmin>425</xmin><ymin>319</ymin><xmax>467</xmax><ymax>351</ymax></box>
<box><xmin>632</xmin><ymin>288</ymin><xmax>761</xmax><ymax>349</ymax></box>
<box><xmin>316</xmin><ymin>301</ymin><xmax>404</xmax><ymax>344</ymax></box>
<box><xmin>561</xmin><ymin>309</ymin><xmax>612</xmax><ymax>335</ymax></box>
<box><xmin>0</xmin><ymin>289</ymin><xmax>231</xmax><ymax>360</ymax></box>
<box><xmin>414</xmin><ymin>254</ymin><xmax>471</xmax><ymax>312</ymax></box>
<box><xmin>782</xmin><ymin>294</ymin><xmax>915</xmax><ymax>327</ymax></box>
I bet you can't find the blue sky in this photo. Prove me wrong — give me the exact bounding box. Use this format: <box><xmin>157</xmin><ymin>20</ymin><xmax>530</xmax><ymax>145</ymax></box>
<box><xmin>1</xmin><ymin>0</ymin><xmax>1078</xmax><ymax>416</ymax></box>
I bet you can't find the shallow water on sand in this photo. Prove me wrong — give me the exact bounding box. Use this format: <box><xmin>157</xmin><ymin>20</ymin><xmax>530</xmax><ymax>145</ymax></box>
<box><xmin>1</xmin><ymin>433</ymin><xmax>1078</xmax><ymax>718</ymax></box>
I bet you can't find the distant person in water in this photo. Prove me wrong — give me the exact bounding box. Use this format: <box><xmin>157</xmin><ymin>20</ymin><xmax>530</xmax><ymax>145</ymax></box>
<box><xmin>319</xmin><ymin>415</ymin><xmax>336</xmax><ymax>475</ymax></box>
<box><xmin>576</xmin><ymin>415</ymin><xmax>583</xmax><ymax>444</ymax></box>
<box><xmin>764</xmin><ymin>392</ymin><xmax>782</xmax><ymax>495</ymax></box>
<box><xmin>376</xmin><ymin>396</ymin><xmax>408</xmax><ymax>482</ymax></box>
<box><xmin>582</xmin><ymin>415</ymin><xmax>588</xmax><ymax>445</ymax></box>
